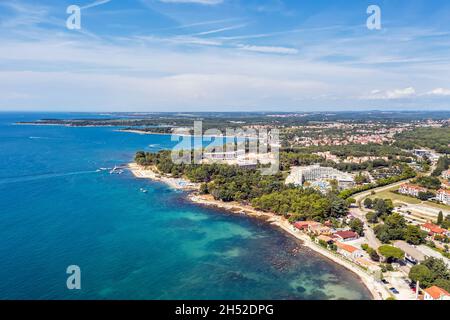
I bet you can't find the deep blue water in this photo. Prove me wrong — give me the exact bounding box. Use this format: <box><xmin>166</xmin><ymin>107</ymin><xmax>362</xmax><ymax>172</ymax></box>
<box><xmin>0</xmin><ymin>112</ymin><xmax>371</xmax><ymax>300</ymax></box>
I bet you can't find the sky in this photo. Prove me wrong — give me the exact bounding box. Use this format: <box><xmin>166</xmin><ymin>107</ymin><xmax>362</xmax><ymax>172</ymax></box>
<box><xmin>1</xmin><ymin>0</ymin><xmax>450</xmax><ymax>112</ymax></box>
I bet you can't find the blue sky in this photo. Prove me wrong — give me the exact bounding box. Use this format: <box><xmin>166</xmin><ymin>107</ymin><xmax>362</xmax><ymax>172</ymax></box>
<box><xmin>1</xmin><ymin>0</ymin><xmax>450</xmax><ymax>111</ymax></box>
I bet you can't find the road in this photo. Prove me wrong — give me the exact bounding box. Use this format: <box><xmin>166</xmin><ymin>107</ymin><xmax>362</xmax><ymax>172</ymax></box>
<box><xmin>353</xmin><ymin>178</ymin><xmax>415</xmax><ymax>205</ymax></box>
<box><xmin>350</xmin><ymin>207</ymin><xmax>382</xmax><ymax>249</ymax></box>
<box><xmin>346</xmin><ymin>156</ymin><xmax>442</xmax><ymax>299</ymax></box>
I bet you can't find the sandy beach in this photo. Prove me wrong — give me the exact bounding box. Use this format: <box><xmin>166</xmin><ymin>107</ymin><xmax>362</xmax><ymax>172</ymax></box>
<box><xmin>128</xmin><ymin>163</ymin><xmax>200</xmax><ymax>190</ymax></box>
<box><xmin>128</xmin><ymin>162</ymin><xmax>387</xmax><ymax>300</ymax></box>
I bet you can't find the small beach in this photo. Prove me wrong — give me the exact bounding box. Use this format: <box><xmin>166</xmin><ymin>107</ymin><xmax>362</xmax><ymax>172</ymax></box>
<box><xmin>128</xmin><ymin>162</ymin><xmax>387</xmax><ymax>300</ymax></box>
<box><xmin>128</xmin><ymin>163</ymin><xmax>200</xmax><ymax>190</ymax></box>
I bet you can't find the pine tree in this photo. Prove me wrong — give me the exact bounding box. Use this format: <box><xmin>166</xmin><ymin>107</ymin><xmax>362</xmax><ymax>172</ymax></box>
<box><xmin>437</xmin><ymin>211</ymin><xmax>443</xmax><ymax>225</ymax></box>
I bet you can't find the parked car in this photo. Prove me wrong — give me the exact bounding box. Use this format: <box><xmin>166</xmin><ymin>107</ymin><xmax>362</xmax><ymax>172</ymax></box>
<box><xmin>389</xmin><ymin>287</ymin><xmax>400</xmax><ymax>295</ymax></box>
<box><xmin>381</xmin><ymin>279</ymin><xmax>389</xmax><ymax>285</ymax></box>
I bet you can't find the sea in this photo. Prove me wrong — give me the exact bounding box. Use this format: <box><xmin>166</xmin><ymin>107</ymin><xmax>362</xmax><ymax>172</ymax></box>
<box><xmin>0</xmin><ymin>112</ymin><xmax>371</xmax><ymax>300</ymax></box>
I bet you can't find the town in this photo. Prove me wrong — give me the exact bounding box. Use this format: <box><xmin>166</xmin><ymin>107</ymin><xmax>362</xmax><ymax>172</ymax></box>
<box><xmin>130</xmin><ymin>111</ymin><xmax>450</xmax><ymax>300</ymax></box>
<box><xmin>23</xmin><ymin>111</ymin><xmax>450</xmax><ymax>300</ymax></box>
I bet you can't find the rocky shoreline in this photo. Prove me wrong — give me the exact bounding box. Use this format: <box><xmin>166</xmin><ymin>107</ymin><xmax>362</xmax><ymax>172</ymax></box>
<box><xmin>128</xmin><ymin>162</ymin><xmax>386</xmax><ymax>300</ymax></box>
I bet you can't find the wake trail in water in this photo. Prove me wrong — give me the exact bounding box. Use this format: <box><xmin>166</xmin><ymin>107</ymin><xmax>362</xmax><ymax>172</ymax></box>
<box><xmin>0</xmin><ymin>170</ymin><xmax>100</xmax><ymax>185</ymax></box>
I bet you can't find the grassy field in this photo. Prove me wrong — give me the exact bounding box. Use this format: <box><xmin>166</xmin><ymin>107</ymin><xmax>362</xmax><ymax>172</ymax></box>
<box><xmin>367</xmin><ymin>186</ymin><xmax>450</xmax><ymax>211</ymax></box>
<box><xmin>368</xmin><ymin>187</ymin><xmax>422</xmax><ymax>205</ymax></box>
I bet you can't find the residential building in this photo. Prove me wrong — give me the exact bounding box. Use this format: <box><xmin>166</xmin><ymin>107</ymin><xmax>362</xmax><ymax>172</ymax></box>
<box><xmin>423</xmin><ymin>286</ymin><xmax>450</xmax><ymax>300</ymax></box>
<box><xmin>437</xmin><ymin>189</ymin><xmax>450</xmax><ymax>205</ymax></box>
<box><xmin>335</xmin><ymin>242</ymin><xmax>364</xmax><ymax>260</ymax></box>
<box><xmin>315</xmin><ymin>235</ymin><xmax>334</xmax><ymax>245</ymax></box>
<box><xmin>420</xmin><ymin>222</ymin><xmax>450</xmax><ymax>237</ymax></box>
<box><xmin>308</xmin><ymin>224</ymin><xmax>332</xmax><ymax>235</ymax></box>
<box><xmin>398</xmin><ymin>184</ymin><xmax>427</xmax><ymax>197</ymax></box>
<box><xmin>294</xmin><ymin>221</ymin><xmax>320</xmax><ymax>231</ymax></box>
<box><xmin>334</xmin><ymin>230</ymin><xmax>359</xmax><ymax>242</ymax></box>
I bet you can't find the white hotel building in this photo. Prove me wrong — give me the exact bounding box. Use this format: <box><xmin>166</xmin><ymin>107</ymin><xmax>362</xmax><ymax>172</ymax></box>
<box><xmin>285</xmin><ymin>165</ymin><xmax>355</xmax><ymax>189</ymax></box>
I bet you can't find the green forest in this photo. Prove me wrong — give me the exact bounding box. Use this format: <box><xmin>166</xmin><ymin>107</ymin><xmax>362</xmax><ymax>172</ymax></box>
<box><xmin>394</xmin><ymin>127</ymin><xmax>450</xmax><ymax>154</ymax></box>
<box><xmin>135</xmin><ymin>150</ymin><xmax>349</xmax><ymax>221</ymax></box>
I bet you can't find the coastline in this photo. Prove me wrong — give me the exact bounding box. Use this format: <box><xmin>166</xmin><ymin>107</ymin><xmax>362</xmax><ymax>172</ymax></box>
<box><xmin>118</xmin><ymin>129</ymin><xmax>258</xmax><ymax>139</ymax></box>
<box><xmin>117</xmin><ymin>129</ymin><xmax>173</xmax><ymax>136</ymax></box>
<box><xmin>128</xmin><ymin>163</ymin><xmax>199</xmax><ymax>190</ymax></box>
<box><xmin>128</xmin><ymin>162</ymin><xmax>386</xmax><ymax>300</ymax></box>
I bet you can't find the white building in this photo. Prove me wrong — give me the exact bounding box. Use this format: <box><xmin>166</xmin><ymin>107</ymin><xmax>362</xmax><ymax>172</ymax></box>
<box><xmin>423</xmin><ymin>286</ymin><xmax>450</xmax><ymax>300</ymax></box>
<box><xmin>437</xmin><ymin>189</ymin><xmax>450</xmax><ymax>205</ymax></box>
<box><xmin>203</xmin><ymin>150</ymin><xmax>245</xmax><ymax>161</ymax></box>
<box><xmin>285</xmin><ymin>165</ymin><xmax>354</xmax><ymax>189</ymax></box>
<box><xmin>398</xmin><ymin>184</ymin><xmax>427</xmax><ymax>198</ymax></box>
<box><xmin>413</xmin><ymin>149</ymin><xmax>439</xmax><ymax>161</ymax></box>
<box><xmin>335</xmin><ymin>242</ymin><xmax>364</xmax><ymax>261</ymax></box>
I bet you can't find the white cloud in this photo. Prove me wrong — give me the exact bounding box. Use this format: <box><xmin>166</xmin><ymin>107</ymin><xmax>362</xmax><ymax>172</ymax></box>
<box><xmin>81</xmin><ymin>0</ymin><xmax>113</xmax><ymax>10</ymax></box>
<box><xmin>426</xmin><ymin>88</ymin><xmax>450</xmax><ymax>96</ymax></box>
<box><xmin>237</xmin><ymin>45</ymin><xmax>299</xmax><ymax>55</ymax></box>
<box><xmin>386</xmin><ymin>87</ymin><xmax>416</xmax><ymax>99</ymax></box>
<box><xmin>192</xmin><ymin>24</ymin><xmax>247</xmax><ymax>36</ymax></box>
<box><xmin>368</xmin><ymin>87</ymin><xmax>416</xmax><ymax>100</ymax></box>
<box><xmin>1</xmin><ymin>4</ymin><xmax>450</xmax><ymax>111</ymax></box>
<box><xmin>135</xmin><ymin>35</ymin><xmax>223</xmax><ymax>46</ymax></box>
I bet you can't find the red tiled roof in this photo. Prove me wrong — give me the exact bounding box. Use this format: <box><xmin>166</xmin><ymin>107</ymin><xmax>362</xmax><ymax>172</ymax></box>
<box><xmin>294</xmin><ymin>221</ymin><xmax>319</xmax><ymax>229</ymax></box>
<box><xmin>421</xmin><ymin>223</ymin><xmax>447</xmax><ymax>234</ymax></box>
<box><xmin>400</xmin><ymin>183</ymin><xmax>427</xmax><ymax>191</ymax></box>
<box><xmin>424</xmin><ymin>286</ymin><xmax>450</xmax><ymax>299</ymax></box>
<box><xmin>335</xmin><ymin>241</ymin><xmax>359</xmax><ymax>253</ymax></box>
<box><xmin>334</xmin><ymin>230</ymin><xmax>358</xmax><ymax>239</ymax></box>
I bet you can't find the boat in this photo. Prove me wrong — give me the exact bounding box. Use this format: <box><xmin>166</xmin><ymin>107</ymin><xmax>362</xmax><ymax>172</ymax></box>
<box><xmin>110</xmin><ymin>166</ymin><xmax>124</xmax><ymax>174</ymax></box>
<box><xmin>140</xmin><ymin>188</ymin><xmax>148</xmax><ymax>193</ymax></box>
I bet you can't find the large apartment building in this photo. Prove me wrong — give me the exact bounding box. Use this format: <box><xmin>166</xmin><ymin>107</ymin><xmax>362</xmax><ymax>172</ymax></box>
<box><xmin>398</xmin><ymin>184</ymin><xmax>427</xmax><ymax>198</ymax></box>
<box><xmin>285</xmin><ymin>165</ymin><xmax>354</xmax><ymax>189</ymax></box>
<box><xmin>437</xmin><ymin>189</ymin><xmax>450</xmax><ymax>205</ymax></box>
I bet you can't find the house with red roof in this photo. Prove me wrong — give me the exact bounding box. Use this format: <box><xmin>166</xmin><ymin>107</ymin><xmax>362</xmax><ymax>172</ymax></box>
<box><xmin>308</xmin><ymin>224</ymin><xmax>333</xmax><ymax>235</ymax></box>
<box><xmin>398</xmin><ymin>183</ymin><xmax>427</xmax><ymax>198</ymax></box>
<box><xmin>294</xmin><ymin>221</ymin><xmax>320</xmax><ymax>231</ymax></box>
<box><xmin>334</xmin><ymin>230</ymin><xmax>359</xmax><ymax>242</ymax></box>
<box><xmin>335</xmin><ymin>242</ymin><xmax>364</xmax><ymax>260</ymax></box>
<box><xmin>420</xmin><ymin>222</ymin><xmax>450</xmax><ymax>237</ymax></box>
<box><xmin>423</xmin><ymin>286</ymin><xmax>450</xmax><ymax>300</ymax></box>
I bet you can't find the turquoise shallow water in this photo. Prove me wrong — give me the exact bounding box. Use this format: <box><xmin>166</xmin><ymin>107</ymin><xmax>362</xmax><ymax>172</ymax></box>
<box><xmin>0</xmin><ymin>112</ymin><xmax>371</xmax><ymax>300</ymax></box>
